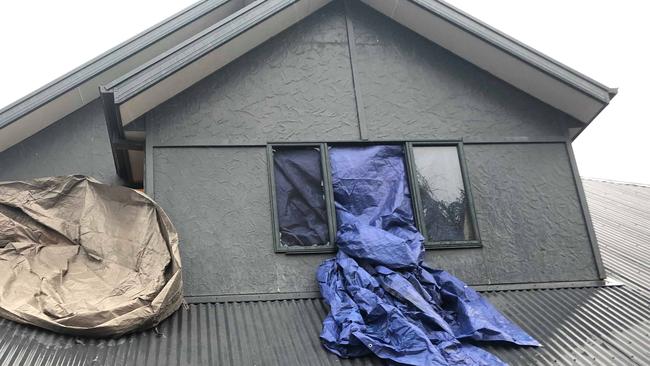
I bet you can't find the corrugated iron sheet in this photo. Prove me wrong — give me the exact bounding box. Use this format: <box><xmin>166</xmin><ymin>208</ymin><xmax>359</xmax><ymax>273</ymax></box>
<box><xmin>1</xmin><ymin>286</ymin><xmax>647</xmax><ymax>366</ymax></box>
<box><xmin>483</xmin><ymin>286</ymin><xmax>650</xmax><ymax>365</ymax></box>
<box><xmin>584</xmin><ymin>179</ymin><xmax>650</xmax><ymax>291</ymax></box>
<box><xmin>0</xmin><ymin>179</ymin><xmax>648</xmax><ymax>366</ymax></box>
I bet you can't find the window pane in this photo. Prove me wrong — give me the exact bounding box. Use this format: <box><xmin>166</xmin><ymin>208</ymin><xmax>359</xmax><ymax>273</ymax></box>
<box><xmin>412</xmin><ymin>146</ymin><xmax>475</xmax><ymax>242</ymax></box>
<box><xmin>273</xmin><ymin>146</ymin><xmax>329</xmax><ymax>247</ymax></box>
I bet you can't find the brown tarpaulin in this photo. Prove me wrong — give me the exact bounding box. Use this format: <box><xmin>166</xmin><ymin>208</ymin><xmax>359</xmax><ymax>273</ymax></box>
<box><xmin>0</xmin><ymin>176</ymin><xmax>182</xmax><ymax>336</ymax></box>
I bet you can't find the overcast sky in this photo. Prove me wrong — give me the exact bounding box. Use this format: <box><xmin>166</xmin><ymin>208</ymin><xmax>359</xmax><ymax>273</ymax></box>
<box><xmin>0</xmin><ymin>1</ymin><xmax>647</xmax><ymax>184</ymax></box>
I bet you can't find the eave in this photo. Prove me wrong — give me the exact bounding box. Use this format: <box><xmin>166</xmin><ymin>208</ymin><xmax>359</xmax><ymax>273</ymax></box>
<box><xmin>0</xmin><ymin>0</ymin><xmax>247</xmax><ymax>153</ymax></box>
<box><xmin>1</xmin><ymin>0</ymin><xmax>618</xmax><ymax>184</ymax></box>
<box><xmin>100</xmin><ymin>0</ymin><xmax>618</xmax><ymax>136</ymax></box>
<box><xmin>101</xmin><ymin>0</ymin><xmax>331</xmax><ymax>127</ymax></box>
<box><xmin>361</xmin><ymin>0</ymin><xmax>617</xmax><ymax>126</ymax></box>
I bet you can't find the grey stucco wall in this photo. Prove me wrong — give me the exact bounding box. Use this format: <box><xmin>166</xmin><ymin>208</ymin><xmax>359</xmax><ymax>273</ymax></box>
<box><xmin>427</xmin><ymin>143</ymin><xmax>597</xmax><ymax>284</ymax></box>
<box><xmin>0</xmin><ymin>99</ymin><xmax>121</xmax><ymax>185</ymax></box>
<box><xmin>147</xmin><ymin>1</ymin><xmax>581</xmax><ymax>147</ymax></box>
<box><xmin>148</xmin><ymin>3</ymin><xmax>359</xmax><ymax>147</ymax></box>
<box><xmin>153</xmin><ymin>147</ymin><xmax>330</xmax><ymax>296</ymax></box>
<box><xmin>152</xmin><ymin>143</ymin><xmax>596</xmax><ymax>296</ymax></box>
<box><xmin>144</xmin><ymin>1</ymin><xmax>600</xmax><ymax>296</ymax></box>
<box><xmin>347</xmin><ymin>1</ymin><xmax>580</xmax><ymax>140</ymax></box>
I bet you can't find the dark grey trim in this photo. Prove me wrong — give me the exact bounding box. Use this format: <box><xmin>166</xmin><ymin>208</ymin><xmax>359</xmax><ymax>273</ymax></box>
<box><xmin>565</xmin><ymin>141</ymin><xmax>606</xmax><ymax>279</ymax></box>
<box><xmin>100</xmin><ymin>90</ymin><xmax>133</xmax><ymax>183</ymax></box>
<box><xmin>343</xmin><ymin>0</ymin><xmax>368</xmax><ymax>141</ymax></box>
<box><xmin>144</xmin><ymin>124</ymin><xmax>154</xmax><ymax>196</ymax></box>
<box><xmin>470</xmin><ymin>278</ymin><xmax>622</xmax><ymax>292</ymax></box>
<box><xmin>264</xmin><ymin>140</ymin><xmax>483</xmax><ymax>251</ymax></box>
<box><xmin>106</xmin><ymin>0</ymin><xmax>300</xmax><ymax>104</ymax></box>
<box><xmin>463</xmin><ymin>136</ymin><xmax>568</xmax><ymax>144</ymax></box>
<box><xmin>184</xmin><ymin>291</ymin><xmax>323</xmax><ymax>304</ymax></box>
<box><xmin>405</xmin><ymin>141</ymin><xmax>482</xmax><ymax>249</ymax></box>
<box><xmin>406</xmin><ymin>0</ymin><xmax>617</xmax><ymax>104</ymax></box>
<box><xmin>112</xmin><ymin>139</ymin><xmax>145</xmax><ymax>151</ymax></box>
<box><xmin>182</xmin><ymin>279</ymin><xmax>622</xmax><ymax>303</ymax></box>
<box><xmin>0</xmin><ymin>0</ymin><xmax>237</xmax><ymax>129</ymax></box>
<box><xmin>151</xmin><ymin>137</ymin><xmax>570</xmax><ymax>149</ymax></box>
<box><xmin>267</xmin><ymin>143</ymin><xmax>337</xmax><ymax>254</ymax></box>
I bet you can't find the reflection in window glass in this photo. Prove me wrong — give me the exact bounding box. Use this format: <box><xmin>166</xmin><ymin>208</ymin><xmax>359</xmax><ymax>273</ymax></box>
<box><xmin>273</xmin><ymin>146</ymin><xmax>329</xmax><ymax>247</ymax></box>
<box><xmin>412</xmin><ymin>146</ymin><xmax>475</xmax><ymax>242</ymax></box>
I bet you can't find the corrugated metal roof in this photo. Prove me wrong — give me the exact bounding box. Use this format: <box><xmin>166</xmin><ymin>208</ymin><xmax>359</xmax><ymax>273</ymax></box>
<box><xmin>483</xmin><ymin>286</ymin><xmax>650</xmax><ymax>365</ymax></box>
<box><xmin>1</xmin><ymin>286</ymin><xmax>647</xmax><ymax>366</ymax></box>
<box><xmin>0</xmin><ymin>179</ymin><xmax>648</xmax><ymax>366</ymax></box>
<box><xmin>583</xmin><ymin>179</ymin><xmax>650</xmax><ymax>291</ymax></box>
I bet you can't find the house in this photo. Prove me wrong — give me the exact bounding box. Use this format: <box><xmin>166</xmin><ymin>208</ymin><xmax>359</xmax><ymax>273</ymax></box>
<box><xmin>1</xmin><ymin>0</ymin><xmax>647</xmax><ymax>364</ymax></box>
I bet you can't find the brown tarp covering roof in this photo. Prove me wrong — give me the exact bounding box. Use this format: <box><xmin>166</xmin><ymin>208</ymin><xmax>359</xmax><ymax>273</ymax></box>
<box><xmin>0</xmin><ymin>176</ymin><xmax>182</xmax><ymax>337</ymax></box>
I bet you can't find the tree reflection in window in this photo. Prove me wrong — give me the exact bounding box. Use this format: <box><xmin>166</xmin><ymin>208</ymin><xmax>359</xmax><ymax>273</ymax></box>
<box><xmin>412</xmin><ymin>146</ymin><xmax>476</xmax><ymax>242</ymax></box>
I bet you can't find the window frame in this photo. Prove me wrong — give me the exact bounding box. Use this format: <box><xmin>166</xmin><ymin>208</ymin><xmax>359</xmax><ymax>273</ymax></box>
<box><xmin>404</xmin><ymin>141</ymin><xmax>482</xmax><ymax>249</ymax></box>
<box><xmin>267</xmin><ymin>140</ymin><xmax>481</xmax><ymax>254</ymax></box>
<box><xmin>267</xmin><ymin>143</ymin><xmax>337</xmax><ymax>254</ymax></box>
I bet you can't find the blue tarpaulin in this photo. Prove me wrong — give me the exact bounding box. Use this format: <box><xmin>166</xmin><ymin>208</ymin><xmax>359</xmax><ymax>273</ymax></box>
<box><xmin>317</xmin><ymin>145</ymin><xmax>539</xmax><ymax>365</ymax></box>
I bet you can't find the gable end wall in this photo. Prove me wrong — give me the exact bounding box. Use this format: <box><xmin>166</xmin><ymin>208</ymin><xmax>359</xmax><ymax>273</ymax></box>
<box><xmin>144</xmin><ymin>1</ymin><xmax>600</xmax><ymax>297</ymax></box>
<box><xmin>0</xmin><ymin>1</ymin><xmax>600</xmax><ymax>298</ymax></box>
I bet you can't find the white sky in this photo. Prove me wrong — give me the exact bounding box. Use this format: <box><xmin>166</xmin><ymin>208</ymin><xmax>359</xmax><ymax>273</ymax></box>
<box><xmin>0</xmin><ymin>1</ymin><xmax>647</xmax><ymax>183</ymax></box>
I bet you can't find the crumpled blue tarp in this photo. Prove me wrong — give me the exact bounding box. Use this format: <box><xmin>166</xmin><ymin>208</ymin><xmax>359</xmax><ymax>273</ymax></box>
<box><xmin>317</xmin><ymin>145</ymin><xmax>539</xmax><ymax>365</ymax></box>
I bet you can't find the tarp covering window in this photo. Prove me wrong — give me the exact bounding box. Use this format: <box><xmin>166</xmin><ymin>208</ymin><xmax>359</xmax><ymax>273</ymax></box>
<box><xmin>317</xmin><ymin>145</ymin><xmax>538</xmax><ymax>365</ymax></box>
<box><xmin>0</xmin><ymin>176</ymin><xmax>182</xmax><ymax>337</ymax></box>
<box><xmin>273</xmin><ymin>146</ymin><xmax>329</xmax><ymax>247</ymax></box>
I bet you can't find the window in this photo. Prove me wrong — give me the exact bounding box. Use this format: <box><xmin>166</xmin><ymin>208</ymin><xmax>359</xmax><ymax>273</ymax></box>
<box><xmin>406</xmin><ymin>142</ymin><xmax>480</xmax><ymax>248</ymax></box>
<box><xmin>267</xmin><ymin>144</ymin><xmax>336</xmax><ymax>253</ymax></box>
<box><xmin>268</xmin><ymin>141</ymin><xmax>480</xmax><ymax>253</ymax></box>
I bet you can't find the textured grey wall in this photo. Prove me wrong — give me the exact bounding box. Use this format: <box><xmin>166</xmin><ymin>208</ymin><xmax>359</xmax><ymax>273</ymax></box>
<box><xmin>147</xmin><ymin>1</ymin><xmax>581</xmax><ymax>147</ymax></box>
<box><xmin>0</xmin><ymin>1</ymin><xmax>599</xmax><ymax>297</ymax></box>
<box><xmin>153</xmin><ymin>147</ymin><xmax>330</xmax><ymax>296</ymax></box>
<box><xmin>435</xmin><ymin>143</ymin><xmax>597</xmax><ymax>283</ymax></box>
<box><xmin>0</xmin><ymin>99</ymin><xmax>121</xmax><ymax>185</ymax></box>
<box><xmin>148</xmin><ymin>3</ymin><xmax>359</xmax><ymax>146</ymax></box>
<box><xmin>142</xmin><ymin>1</ymin><xmax>599</xmax><ymax>295</ymax></box>
<box><xmin>347</xmin><ymin>0</ymin><xmax>580</xmax><ymax>140</ymax></box>
<box><xmin>153</xmin><ymin>143</ymin><xmax>596</xmax><ymax>296</ymax></box>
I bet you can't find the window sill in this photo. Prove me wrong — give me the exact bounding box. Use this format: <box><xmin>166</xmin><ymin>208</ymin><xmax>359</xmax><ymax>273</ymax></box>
<box><xmin>278</xmin><ymin>246</ymin><xmax>337</xmax><ymax>255</ymax></box>
<box><xmin>424</xmin><ymin>240</ymin><xmax>482</xmax><ymax>250</ymax></box>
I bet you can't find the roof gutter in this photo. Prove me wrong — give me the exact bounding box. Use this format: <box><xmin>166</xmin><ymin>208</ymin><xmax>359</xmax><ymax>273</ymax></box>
<box><xmin>0</xmin><ymin>0</ymin><xmax>246</xmax><ymax>153</ymax></box>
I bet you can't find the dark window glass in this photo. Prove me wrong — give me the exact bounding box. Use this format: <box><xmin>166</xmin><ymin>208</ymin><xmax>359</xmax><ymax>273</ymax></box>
<box><xmin>272</xmin><ymin>146</ymin><xmax>329</xmax><ymax>248</ymax></box>
<box><xmin>412</xmin><ymin>146</ymin><xmax>476</xmax><ymax>242</ymax></box>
